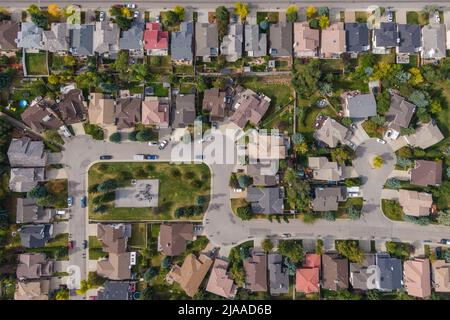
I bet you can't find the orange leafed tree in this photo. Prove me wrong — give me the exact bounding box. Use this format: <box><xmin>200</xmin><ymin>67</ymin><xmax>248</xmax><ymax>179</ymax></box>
<box><xmin>47</xmin><ymin>4</ymin><xmax>60</xmax><ymax>17</ymax></box>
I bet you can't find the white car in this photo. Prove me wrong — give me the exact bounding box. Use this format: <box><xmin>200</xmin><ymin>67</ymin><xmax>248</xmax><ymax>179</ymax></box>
<box><xmin>376</xmin><ymin>138</ymin><xmax>386</xmax><ymax>144</ymax></box>
<box><xmin>148</xmin><ymin>141</ymin><xmax>159</xmax><ymax>146</ymax></box>
<box><xmin>387</xmin><ymin>11</ymin><xmax>393</xmax><ymax>22</ymax></box>
<box><xmin>133</xmin><ymin>10</ymin><xmax>139</xmax><ymax>19</ymax></box>
<box><xmin>434</xmin><ymin>12</ymin><xmax>441</xmax><ymax>23</ymax></box>
<box><xmin>159</xmin><ymin>140</ymin><xmax>168</xmax><ymax>150</ymax></box>
<box><xmin>99</xmin><ymin>11</ymin><xmax>105</xmax><ymax>22</ymax></box>
<box><xmin>233</xmin><ymin>188</ymin><xmax>243</xmax><ymax>193</ymax></box>
<box><xmin>129</xmin><ymin>3</ymin><xmax>136</xmax><ymax>9</ymax></box>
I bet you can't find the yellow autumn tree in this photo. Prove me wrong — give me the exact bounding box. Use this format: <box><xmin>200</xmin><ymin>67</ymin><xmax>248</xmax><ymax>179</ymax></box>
<box><xmin>306</xmin><ymin>6</ymin><xmax>317</xmax><ymax>20</ymax></box>
<box><xmin>235</xmin><ymin>2</ymin><xmax>249</xmax><ymax>20</ymax></box>
<box><xmin>409</xmin><ymin>67</ymin><xmax>424</xmax><ymax>85</ymax></box>
<box><xmin>47</xmin><ymin>75</ymin><xmax>59</xmax><ymax>85</ymax></box>
<box><xmin>47</xmin><ymin>4</ymin><xmax>60</xmax><ymax>17</ymax></box>
<box><xmin>373</xmin><ymin>155</ymin><xmax>384</xmax><ymax>168</ymax></box>
<box><xmin>318</xmin><ymin>15</ymin><xmax>330</xmax><ymax>29</ymax></box>
<box><xmin>121</xmin><ymin>7</ymin><xmax>132</xmax><ymax>18</ymax></box>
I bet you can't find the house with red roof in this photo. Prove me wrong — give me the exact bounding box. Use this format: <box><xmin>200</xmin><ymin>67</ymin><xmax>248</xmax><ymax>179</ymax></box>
<box><xmin>296</xmin><ymin>253</ymin><xmax>321</xmax><ymax>294</ymax></box>
<box><xmin>143</xmin><ymin>22</ymin><xmax>168</xmax><ymax>56</ymax></box>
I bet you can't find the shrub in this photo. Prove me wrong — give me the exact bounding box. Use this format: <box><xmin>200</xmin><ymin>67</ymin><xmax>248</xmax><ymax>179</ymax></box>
<box><xmin>347</xmin><ymin>206</ymin><xmax>361</xmax><ymax>220</ymax></box>
<box><xmin>109</xmin><ymin>132</ymin><xmax>121</xmax><ymax>143</ymax></box>
<box><xmin>236</xmin><ymin>204</ymin><xmax>253</xmax><ymax>220</ymax></box>
<box><xmin>336</xmin><ymin>240</ymin><xmax>364</xmax><ymax>263</ymax></box>
<box><xmin>83</xmin><ymin>123</ymin><xmax>104</xmax><ymax>140</ymax></box>
<box><xmin>128</xmin><ymin>131</ymin><xmax>137</xmax><ymax>141</ymax></box>
<box><xmin>184</xmin><ymin>170</ymin><xmax>196</xmax><ymax>180</ymax></box>
<box><xmin>170</xmin><ymin>168</ymin><xmax>181</xmax><ymax>177</ymax></box>
<box><xmin>324</xmin><ymin>211</ymin><xmax>336</xmax><ymax>221</ymax></box>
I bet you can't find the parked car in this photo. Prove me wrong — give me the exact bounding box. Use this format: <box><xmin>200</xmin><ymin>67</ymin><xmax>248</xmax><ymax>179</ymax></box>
<box><xmin>436</xmin><ymin>247</ymin><xmax>442</xmax><ymax>259</ymax></box>
<box><xmin>387</xmin><ymin>11</ymin><xmax>393</xmax><ymax>22</ymax></box>
<box><xmin>80</xmin><ymin>196</ymin><xmax>87</xmax><ymax>208</ymax></box>
<box><xmin>434</xmin><ymin>12</ymin><xmax>441</xmax><ymax>23</ymax></box>
<box><xmin>195</xmin><ymin>155</ymin><xmax>204</xmax><ymax>160</ymax></box>
<box><xmin>347</xmin><ymin>141</ymin><xmax>356</xmax><ymax>150</ymax></box>
<box><xmin>148</xmin><ymin>141</ymin><xmax>159</xmax><ymax>146</ymax></box>
<box><xmin>100</xmin><ymin>155</ymin><xmax>112</xmax><ymax>160</ymax></box>
<box><xmin>282</xmin><ymin>233</ymin><xmax>292</xmax><ymax>238</ymax></box>
<box><xmin>68</xmin><ymin>240</ymin><xmax>74</xmax><ymax>250</ymax></box>
<box><xmin>67</xmin><ymin>196</ymin><xmax>73</xmax><ymax>207</ymax></box>
<box><xmin>99</xmin><ymin>11</ymin><xmax>105</xmax><ymax>22</ymax></box>
<box><xmin>376</xmin><ymin>138</ymin><xmax>386</xmax><ymax>144</ymax></box>
<box><xmin>82</xmin><ymin>240</ymin><xmax>88</xmax><ymax>250</ymax></box>
<box><xmin>159</xmin><ymin>140</ymin><xmax>168</xmax><ymax>150</ymax></box>
<box><xmin>133</xmin><ymin>10</ymin><xmax>139</xmax><ymax>19</ymax></box>
<box><xmin>440</xmin><ymin>239</ymin><xmax>450</xmax><ymax>245</ymax></box>
<box><xmin>233</xmin><ymin>188</ymin><xmax>243</xmax><ymax>192</ymax></box>
<box><xmin>145</xmin><ymin>154</ymin><xmax>158</xmax><ymax>160</ymax></box>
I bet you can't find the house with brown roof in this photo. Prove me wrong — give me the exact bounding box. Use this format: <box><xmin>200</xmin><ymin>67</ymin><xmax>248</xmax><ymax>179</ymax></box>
<box><xmin>21</xmin><ymin>100</ymin><xmax>64</xmax><ymax>133</ymax></box>
<box><xmin>158</xmin><ymin>223</ymin><xmax>194</xmax><ymax>256</ymax></box>
<box><xmin>172</xmin><ymin>94</ymin><xmax>196</xmax><ymax>128</ymax></box>
<box><xmin>16</xmin><ymin>253</ymin><xmax>54</xmax><ymax>281</ymax></box>
<box><xmin>88</xmin><ymin>93</ymin><xmax>115</xmax><ymax>125</ymax></box>
<box><xmin>114</xmin><ymin>98</ymin><xmax>142</xmax><ymax>129</ymax></box>
<box><xmin>432</xmin><ymin>260</ymin><xmax>450</xmax><ymax>293</ymax></box>
<box><xmin>57</xmin><ymin>89</ymin><xmax>87</xmax><ymax>124</ymax></box>
<box><xmin>410</xmin><ymin>160</ymin><xmax>442</xmax><ymax>187</ymax></box>
<box><xmin>293</xmin><ymin>22</ymin><xmax>319</xmax><ymax>58</ymax></box>
<box><xmin>202</xmin><ymin>88</ymin><xmax>227</xmax><ymax>122</ymax></box>
<box><xmin>247</xmin><ymin>131</ymin><xmax>287</xmax><ymax>162</ymax></box>
<box><xmin>350</xmin><ymin>254</ymin><xmax>375</xmax><ymax>290</ymax></box>
<box><xmin>14</xmin><ymin>280</ymin><xmax>49</xmax><ymax>300</ymax></box>
<box><xmin>308</xmin><ymin>157</ymin><xmax>357</xmax><ymax>182</ymax></box>
<box><xmin>321</xmin><ymin>22</ymin><xmax>346</xmax><ymax>59</ymax></box>
<box><xmin>322</xmin><ymin>253</ymin><xmax>349</xmax><ymax>291</ymax></box>
<box><xmin>16</xmin><ymin>198</ymin><xmax>53</xmax><ymax>224</ymax></box>
<box><xmin>141</xmin><ymin>97</ymin><xmax>170</xmax><ymax>128</ymax></box>
<box><xmin>0</xmin><ymin>21</ymin><xmax>19</xmax><ymax>51</ymax></box>
<box><xmin>246</xmin><ymin>163</ymin><xmax>279</xmax><ymax>187</ymax></box>
<box><xmin>206</xmin><ymin>258</ymin><xmax>237</xmax><ymax>299</ymax></box>
<box><xmin>230</xmin><ymin>86</ymin><xmax>271</xmax><ymax>128</ymax></box>
<box><xmin>312</xmin><ymin>187</ymin><xmax>347</xmax><ymax>212</ymax></box>
<box><xmin>166</xmin><ymin>253</ymin><xmax>213</xmax><ymax>297</ymax></box>
<box><xmin>243</xmin><ymin>249</ymin><xmax>267</xmax><ymax>292</ymax></box>
<box><xmin>398</xmin><ymin>189</ymin><xmax>433</xmax><ymax>217</ymax></box>
<box><xmin>403</xmin><ymin>258</ymin><xmax>431</xmax><ymax>299</ymax></box>
<box><xmin>384</xmin><ymin>93</ymin><xmax>416</xmax><ymax>140</ymax></box>
<box><xmin>405</xmin><ymin>121</ymin><xmax>444</xmax><ymax>149</ymax></box>
<box><xmin>313</xmin><ymin>117</ymin><xmax>351</xmax><ymax>148</ymax></box>
<box><xmin>296</xmin><ymin>253</ymin><xmax>321</xmax><ymax>294</ymax></box>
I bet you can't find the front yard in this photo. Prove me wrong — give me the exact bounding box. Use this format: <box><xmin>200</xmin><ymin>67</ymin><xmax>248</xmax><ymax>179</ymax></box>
<box><xmin>381</xmin><ymin>199</ymin><xmax>404</xmax><ymax>221</ymax></box>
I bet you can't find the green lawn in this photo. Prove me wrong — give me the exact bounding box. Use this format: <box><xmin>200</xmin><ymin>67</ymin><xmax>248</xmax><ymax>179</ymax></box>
<box><xmin>179</xmin><ymin>82</ymin><xmax>197</xmax><ymax>94</ymax></box>
<box><xmin>297</xmin><ymin>105</ymin><xmax>337</xmax><ymax>133</ymax></box>
<box><xmin>88</xmin><ymin>162</ymin><xmax>211</xmax><ymax>221</ymax></box>
<box><xmin>24</xmin><ymin>52</ymin><xmax>49</xmax><ymax>75</ymax></box>
<box><xmin>355</xmin><ymin>11</ymin><xmax>368</xmax><ymax>23</ymax></box>
<box><xmin>146</xmin><ymin>82</ymin><xmax>169</xmax><ymax>97</ymax></box>
<box><xmin>130</xmin><ymin>223</ymin><xmax>148</xmax><ymax>248</ymax></box>
<box><xmin>88</xmin><ymin>235</ymin><xmax>107</xmax><ymax>260</ymax></box>
<box><xmin>381</xmin><ymin>199</ymin><xmax>404</xmax><ymax>221</ymax></box>
<box><xmin>147</xmin><ymin>55</ymin><xmax>172</xmax><ymax>74</ymax></box>
<box><xmin>241</xmin><ymin>78</ymin><xmax>294</xmax><ymax>109</ymax></box>
<box><xmin>256</xmin><ymin>12</ymin><xmax>279</xmax><ymax>25</ymax></box>
<box><xmin>174</xmin><ymin>64</ymin><xmax>194</xmax><ymax>75</ymax></box>
<box><xmin>44</xmin><ymin>179</ymin><xmax>68</xmax><ymax>209</ymax></box>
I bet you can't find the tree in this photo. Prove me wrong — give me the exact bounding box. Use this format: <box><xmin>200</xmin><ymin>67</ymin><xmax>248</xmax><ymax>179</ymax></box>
<box><xmin>234</xmin><ymin>2</ymin><xmax>249</xmax><ymax>20</ymax></box>
<box><xmin>236</xmin><ymin>204</ymin><xmax>253</xmax><ymax>220</ymax></box>
<box><xmin>75</xmin><ymin>71</ymin><xmax>100</xmax><ymax>90</ymax></box>
<box><xmin>261</xmin><ymin>238</ymin><xmax>273</xmax><ymax>253</ymax></box>
<box><xmin>294</xmin><ymin>142</ymin><xmax>308</xmax><ymax>154</ymax></box>
<box><xmin>162</xmin><ymin>10</ymin><xmax>179</xmax><ymax>27</ymax></box>
<box><xmin>97</xmin><ymin>179</ymin><xmax>117</xmax><ymax>193</ymax></box>
<box><xmin>409</xmin><ymin>67</ymin><xmax>423</xmax><ymax>85</ymax></box>
<box><xmin>27</xmin><ymin>4</ymin><xmax>40</xmax><ymax>15</ymax></box>
<box><xmin>286</xmin><ymin>5</ymin><xmax>298</xmax><ymax>23</ymax></box>
<box><xmin>47</xmin><ymin>74</ymin><xmax>59</xmax><ymax>86</ymax></box>
<box><xmin>212</xmin><ymin>77</ymin><xmax>226</xmax><ymax>90</ymax></box>
<box><xmin>128</xmin><ymin>131</ymin><xmax>137</xmax><ymax>141</ymax></box>
<box><xmin>109</xmin><ymin>132</ymin><xmax>121</xmax><ymax>143</ymax></box>
<box><xmin>318</xmin><ymin>15</ymin><xmax>330</xmax><ymax>29</ymax></box>
<box><xmin>115</xmin><ymin>15</ymin><xmax>132</xmax><ymax>30</ymax></box>
<box><xmin>331</xmin><ymin>146</ymin><xmax>353</xmax><ymax>165</ymax></box>
<box><xmin>278</xmin><ymin>240</ymin><xmax>303</xmax><ymax>263</ymax></box>
<box><xmin>409</xmin><ymin>90</ymin><xmax>429</xmax><ymax>109</ymax></box>
<box><xmin>237</xmin><ymin>175</ymin><xmax>250</xmax><ymax>188</ymax></box>
<box><xmin>31</xmin><ymin>12</ymin><xmax>48</xmax><ymax>28</ymax></box>
<box><xmin>422</xmin><ymin>4</ymin><xmax>438</xmax><ymax>15</ymax></box>
<box><xmin>121</xmin><ymin>7</ymin><xmax>132</xmax><ymax>18</ymax></box>
<box><xmin>229</xmin><ymin>173</ymin><xmax>240</xmax><ymax>189</ymax></box>
<box><xmin>136</xmin><ymin>128</ymin><xmax>154</xmax><ymax>142</ymax></box>
<box><xmin>306</xmin><ymin>6</ymin><xmax>317</xmax><ymax>20</ymax></box>
<box><xmin>445</xmin><ymin>250</ymin><xmax>450</xmax><ymax>263</ymax></box>
<box><xmin>347</xmin><ymin>206</ymin><xmax>361</xmax><ymax>220</ymax></box>
<box><xmin>386</xmin><ymin>178</ymin><xmax>401</xmax><ymax>189</ymax></box>
<box><xmin>27</xmin><ymin>185</ymin><xmax>48</xmax><ymax>199</ymax></box>
<box><xmin>54</xmin><ymin>288</ymin><xmax>69</xmax><ymax>300</ymax></box>
<box><xmin>291</xmin><ymin>59</ymin><xmax>321</xmax><ymax>98</ymax></box>
<box><xmin>143</xmin><ymin>267</ymin><xmax>158</xmax><ymax>282</ymax></box>
<box><xmin>196</xmin><ymin>76</ymin><xmax>207</xmax><ymax>93</ymax></box>
<box><xmin>173</xmin><ymin>5</ymin><xmax>185</xmax><ymax>21</ymax></box>
<box><xmin>63</xmin><ymin>55</ymin><xmax>76</xmax><ymax>67</ymax></box>
<box><xmin>130</xmin><ymin>63</ymin><xmax>149</xmax><ymax>82</ymax></box>
<box><xmin>373</xmin><ymin>155</ymin><xmax>384</xmax><ymax>168</ymax></box>
<box><xmin>336</xmin><ymin>240</ymin><xmax>364</xmax><ymax>263</ymax></box>
<box><xmin>429</xmin><ymin>100</ymin><xmax>442</xmax><ymax>114</ymax></box>
<box><xmin>215</xmin><ymin>6</ymin><xmax>229</xmax><ymax>39</ymax></box>
<box><xmin>324</xmin><ymin>211</ymin><xmax>336</xmax><ymax>221</ymax></box>
<box><xmin>47</xmin><ymin>4</ymin><xmax>60</xmax><ymax>17</ymax></box>
<box><xmin>196</xmin><ymin>195</ymin><xmax>206</xmax><ymax>206</ymax></box>
<box><xmin>437</xmin><ymin>210</ymin><xmax>450</xmax><ymax>226</ymax></box>
<box><xmin>291</xmin><ymin>132</ymin><xmax>305</xmax><ymax>145</ymax></box>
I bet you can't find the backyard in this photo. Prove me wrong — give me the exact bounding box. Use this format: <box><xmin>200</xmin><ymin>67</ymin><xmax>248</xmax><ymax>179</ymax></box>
<box><xmin>88</xmin><ymin>162</ymin><xmax>211</xmax><ymax>221</ymax></box>
<box><xmin>24</xmin><ymin>52</ymin><xmax>49</xmax><ymax>76</ymax></box>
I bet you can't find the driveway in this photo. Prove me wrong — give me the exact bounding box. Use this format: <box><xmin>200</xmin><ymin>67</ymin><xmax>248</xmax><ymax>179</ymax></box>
<box><xmin>395</xmin><ymin>9</ymin><xmax>407</xmax><ymax>24</ymax></box>
<box><xmin>381</xmin><ymin>189</ymin><xmax>400</xmax><ymax>200</ymax></box>
<box><xmin>387</xmin><ymin>169</ymin><xmax>411</xmax><ymax>180</ymax></box>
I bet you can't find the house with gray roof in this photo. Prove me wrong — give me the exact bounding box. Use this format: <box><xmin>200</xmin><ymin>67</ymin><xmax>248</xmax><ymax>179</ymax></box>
<box><xmin>375</xmin><ymin>253</ymin><xmax>403</xmax><ymax>291</ymax></box>
<box><xmin>9</xmin><ymin>168</ymin><xmax>45</xmax><ymax>192</ymax></box>
<box><xmin>119</xmin><ymin>22</ymin><xmax>144</xmax><ymax>55</ymax></box>
<box><xmin>385</xmin><ymin>93</ymin><xmax>416</xmax><ymax>139</ymax></box>
<box><xmin>405</xmin><ymin>120</ymin><xmax>444</xmax><ymax>149</ymax></box>
<box><xmin>341</xmin><ymin>91</ymin><xmax>377</xmax><ymax>119</ymax></box>
<box><xmin>397</xmin><ymin>24</ymin><xmax>421</xmax><ymax>54</ymax></box>
<box><xmin>16</xmin><ymin>198</ymin><xmax>53</xmax><ymax>224</ymax></box>
<box><xmin>42</xmin><ymin>23</ymin><xmax>69</xmax><ymax>53</ymax></box>
<box><xmin>69</xmin><ymin>24</ymin><xmax>94</xmax><ymax>56</ymax></box>
<box><xmin>8</xmin><ymin>137</ymin><xmax>47</xmax><ymax>168</ymax></box>
<box><xmin>373</xmin><ymin>22</ymin><xmax>398</xmax><ymax>54</ymax></box>
<box><xmin>97</xmin><ymin>281</ymin><xmax>134</xmax><ymax>300</ymax></box>
<box><xmin>93</xmin><ymin>21</ymin><xmax>120</xmax><ymax>58</ymax></box>
<box><xmin>312</xmin><ymin>187</ymin><xmax>347</xmax><ymax>212</ymax></box>
<box><xmin>16</xmin><ymin>22</ymin><xmax>44</xmax><ymax>51</ymax></box>
<box><xmin>345</xmin><ymin>23</ymin><xmax>369</xmax><ymax>54</ymax></box>
<box><xmin>243</xmin><ymin>249</ymin><xmax>267</xmax><ymax>292</ymax></box>
<box><xmin>350</xmin><ymin>254</ymin><xmax>375</xmax><ymax>290</ymax></box>
<box><xmin>18</xmin><ymin>224</ymin><xmax>53</xmax><ymax>248</ymax></box>
<box><xmin>246</xmin><ymin>164</ymin><xmax>278</xmax><ymax>187</ymax></box>
<box><xmin>314</xmin><ymin>117</ymin><xmax>351</xmax><ymax>148</ymax></box>
<box><xmin>171</xmin><ymin>22</ymin><xmax>193</xmax><ymax>64</ymax></box>
<box><xmin>0</xmin><ymin>21</ymin><xmax>19</xmax><ymax>51</ymax></box>
<box><xmin>421</xmin><ymin>23</ymin><xmax>446</xmax><ymax>60</ymax></box>
<box><xmin>246</xmin><ymin>187</ymin><xmax>284</xmax><ymax>215</ymax></box>
<box><xmin>195</xmin><ymin>23</ymin><xmax>218</xmax><ymax>61</ymax></box>
<box><xmin>172</xmin><ymin>94</ymin><xmax>196</xmax><ymax>128</ymax></box>
<box><xmin>244</xmin><ymin>24</ymin><xmax>267</xmax><ymax>57</ymax></box>
<box><xmin>220</xmin><ymin>23</ymin><xmax>243</xmax><ymax>62</ymax></box>
<box><xmin>268</xmin><ymin>253</ymin><xmax>289</xmax><ymax>295</ymax></box>
<box><xmin>269</xmin><ymin>23</ymin><xmax>292</xmax><ymax>57</ymax></box>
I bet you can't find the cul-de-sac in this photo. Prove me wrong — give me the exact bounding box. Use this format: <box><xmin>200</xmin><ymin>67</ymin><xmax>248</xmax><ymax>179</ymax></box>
<box><xmin>0</xmin><ymin>1</ymin><xmax>449</xmax><ymax>302</ymax></box>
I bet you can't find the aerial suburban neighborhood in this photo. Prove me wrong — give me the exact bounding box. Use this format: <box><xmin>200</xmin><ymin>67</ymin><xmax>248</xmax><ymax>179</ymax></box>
<box><xmin>0</xmin><ymin>1</ymin><xmax>450</xmax><ymax>305</ymax></box>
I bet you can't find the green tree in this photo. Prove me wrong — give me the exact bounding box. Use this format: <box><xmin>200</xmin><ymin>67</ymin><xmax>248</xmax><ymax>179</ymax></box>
<box><xmin>336</xmin><ymin>240</ymin><xmax>364</xmax><ymax>263</ymax></box>
<box><xmin>348</xmin><ymin>206</ymin><xmax>361</xmax><ymax>220</ymax></box>
<box><xmin>109</xmin><ymin>132</ymin><xmax>121</xmax><ymax>143</ymax></box>
<box><xmin>331</xmin><ymin>146</ymin><xmax>353</xmax><ymax>165</ymax></box>
<box><xmin>236</xmin><ymin>204</ymin><xmax>253</xmax><ymax>220</ymax></box>
<box><xmin>173</xmin><ymin>5</ymin><xmax>185</xmax><ymax>21</ymax></box>
<box><xmin>429</xmin><ymin>100</ymin><xmax>442</xmax><ymax>114</ymax></box>
<box><xmin>215</xmin><ymin>6</ymin><xmax>229</xmax><ymax>39</ymax></box>
<box><xmin>27</xmin><ymin>4</ymin><xmax>40</xmax><ymax>15</ymax></box>
<box><xmin>128</xmin><ymin>131</ymin><xmax>137</xmax><ymax>141</ymax></box>
<box><xmin>278</xmin><ymin>240</ymin><xmax>303</xmax><ymax>263</ymax></box>
<box><xmin>143</xmin><ymin>267</ymin><xmax>158</xmax><ymax>282</ymax></box>
<box><xmin>261</xmin><ymin>238</ymin><xmax>273</xmax><ymax>253</ymax></box>
<box><xmin>212</xmin><ymin>77</ymin><xmax>226</xmax><ymax>90</ymax></box>
<box><xmin>409</xmin><ymin>90</ymin><xmax>429</xmax><ymax>109</ymax></box>
<box><xmin>376</xmin><ymin>91</ymin><xmax>390</xmax><ymax>115</ymax></box>
<box><xmin>130</xmin><ymin>63</ymin><xmax>149</xmax><ymax>82</ymax></box>
<box><xmin>31</xmin><ymin>12</ymin><xmax>48</xmax><ymax>28</ymax></box>
<box><xmin>291</xmin><ymin>132</ymin><xmax>305</xmax><ymax>145</ymax></box>
<box><xmin>136</xmin><ymin>128</ymin><xmax>154</xmax><ymax>142</ymax></box>
<box><xmin>306</xmin><ymin>6</ymin><xmax>317</xmax><ymax>20</ymax></box>
<box><xmin>437</xmin><ymin>210</ymin><xmax>450</xmax><ymax>226</ymax></box>
<box><xmin>115</xmin><ymin>15</ymin><xmax>132</xmax><ymax>30</ymax></box>
<box><xmin>286</xmin><ymin>5</ymin><xmax>298</xmax><ymax>23</ymax></box>
<box><xmin>97</xmin><ymin>179</ymin><xmax>117</xmax><ymax>193</ymax></box>
<box><xmin>291</xmin><ymin>59</ymin><xmax>321</xmax><ymax>98</ymax></box>
<box><xmin>162</xmin><ymin>10</ymin><xmax>179</xmax><ymax>27</ymax></box>
<box><xmin>54</xmin><ymin>288</ymin><xmax>69</xmax><ymax>300</ymax></box>
<box><xmin>196</xmin><ymin>76</ymin><xmax>208</xmax><ymax>93</ymax></box>
<box><xmin>27</xmin><ymin>185</ymin><xmax>48</xmax><ymax>199</ymax></box>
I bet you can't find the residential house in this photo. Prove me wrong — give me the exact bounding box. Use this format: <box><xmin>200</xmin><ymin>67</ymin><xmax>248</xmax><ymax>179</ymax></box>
<box><xmin>421</xmin><ymin>23</ymin><xmax>446</xmax><ymax>60</ymax></box>
<box><xmin>88</xmin><ymin>93</ymin><xmax>116</xmax><ymax>125</ymax></box>
<box><xmin>246</xmin><ymin>163</ymin><xmax>278</xmax><ymax>187</ymax></box>
<box><xmin>166</xmin><ymin>253</ymin><xmax>213</xmax><ymax>297</ymax></box>
<box><xmin>244</xmin><ymin>24</ymin><xmax>267</xmax><ymax>57</ymax></box>
<box><xmin>141</xmin><ymin>97</ymin><xmax>170</xmax><ymax>128</ymax></box>
<box><xmin>171</xmin><ymin>22</ymin><xmax>193</xmax><ymax>64</ymax></box>
<box><xmin>345</xmin><ymin>23</ymin><xmax>369</xmax><ymax>54</ymax></box>
<box><xmin>247</xmin><ymin>132</ymin><xmax>287</xmax><ymax>162</ymax></box>
<box><xmin>195</xmin><ymin>23</ymin><xmax>218</xmax><ymax>61</ymax></box>
<box><xmin>313</xmin><ymin>117</ymin><xmax>351</xmax><ymax>148</ymax></box>
<box><xmin>373</xmin><ymin>22</ymin><xmax>398</xmax><ymax>54</ymax></box>
<box><xmin>16</xmin><ymin>253</ymin><xmax>54</xmax><ymax>280</ymax></box>
<box><xmin>220</xmin><ymin>23</ymin><xmax>243</xmax><ymax>62</ymax></box>
<box><xmin>206</xmin><ymin>258</ymin><xmax>237</xmax><ymax>299</ymax></box>
<box><xmin>172</xmin><ymin>94</ymin><xmax>196</xmax><ymax>128</ymax></box>
<box><xmin>398</xmin><ymin>189</ymin><xmax>433</xmax><ymax>217</ymax></box>
<box><xmin>119</xmin><ymin>22</ymin><xmax>144</xmax><ymax>55</ymax></box>
<box><xmin>16</xmin><ymin>22</ymin><xmax>44</xmax><ymax>51</ymax></box>
<box><xmin>9</xmin><ymin>167</ymin><xmax>45</xmax><ymax>192</ymax></box>
<box><xmin>14</xmin><ymin>280</ymin><xmax>49</xmax><ymax>300</ymax></box>
<box><xmin>158</xmin><ymin>223</ymin><xmax>194</xmax><ymax>256</ymax></box>
<box><xmin>97</xmin><ymin>281</ymin><xmax>135</xmax><ymax>300</ymax></box>
<box><xmin>243</xmin><ymin>249</ymin><xmax>267</xmax><ymax>292</ymax></box>
<box><xmin>97</xmin><ymin>224</ymin><xmax>130</xmax><ymax>254</ymax></box>
<box><xmin>269</xmin><ymin>23</ymin><xmax>293</xmax><ymax>57</ymax></box>
<box><xmin>432</xmin><ymin>260</ymin><xmax>450</xmax><ymax>292</ymax></box>
<box><xmin>42</xmin><ymin>23</ymin><xmax>69</xmax><ymax>53</ymax></box>
<box><xmin>16</xmin><ymin>198</ymin><xmax>52</xmax><ymax>224</ymax></box>
<box><xmin>404</xmin><ymin>121</ymin><xmax>444</xmax><ymax>149</ymax></box>
<box><xmin>18</xmin><ymin>224</ymin><xmax>53</xmax><ymax>248</ymax></box>
<box><xmin>296</xmin><ymin>253</ymin><xmax>321</xmax><ymax>294</ymax></box>
<box><xmin>397</xmin><ymin>24</ymin><xmax>421</xmax><ymax>54</ymax></box>
<box><xmin>312</xmin><ymin>187</ymin><xmax>347</xmax><ymax>212</ymax></box>
<box><xmin>143</xmin><ymin>22</ymin><xmax>168</xmax><ymax>56</ymax></box>
<box><xmin>21</xmin><ymin>101</ymin><xmax>64</xmax><ymax>133</ymax></box>
<box><xmin>384</xmin><ymin>93</ymin><xmax>416</xmax><ymax>140</ymax></box>
<box><xmin>268</xmin><ymin>253</ymin><xmax>289</xmax><ymax>295</ymax></box>
<box><xmin>114</xmin><ymin>98</ymin><xmax>142</xmax><ymax>129</ymax></box>
<box><xmin>341</xmin><ymin>91</ymin><xmax>377</xmax><ymax>119</ymax></box>
<box><xmin>403</xmin><ymin>258</ymin><xmax>431</xmax><ymax>299</ymax></box>
<box><xmin>93</xmin><ymin>21</ymin><xmax>120</xmax><ymax>58</ymax></box>
<box><xmin>321</xmin><ymin>22</ymin><xmax>346</xmax><ymax>58</ymax></box>
<box><xmin>447</xmin><ymin>21</ymin><xmax>450</xmax><ymax>50</ymax></box>
<box><xmin>230</xmin><ymin>86</ymin><xmax>271</xmax><ymax>128</ymax></box>
<box><xmin>322</xmin><ymin>253</ymin><xmax>349</xmax><ymax>291</ymax></box>
<box><xmin>246</xmin><ymin>187</ymin><xmax>284</xmax><ymax>215</ymax></box>
<box><xmin>0</xmin><ymin>21</ymin><xmax>19</xmax><ymax>51</ymax></box>
<box><xmin>202</xmin><ymin>88</ymin><xmax>227</xmax><ymax>122</ymax></box>
<box><xmin>57</xmin><ymin>89</ymin><xmax>87</xmax><ymax>124</ymax></box>
<box><xmin>410</xmin><ymin>160</ymin><xmax>442</xmax><ymax>187</ymax></box>
<box><xmin>69</xmin><ymin>24</ymin><xmax>94</xmax><ymax>56</ymax></box>
<box><xmin>375</xmin><ymin>252</ymin><xmax>403</xmax><ymax>291</ymax></box>
<box><xmin>349</xmin><ymin>254</ymin><xmax>375</xmax><ymax>290</ymax></box>
<box><xmin>293</xmin><ymin>22</ymin><xmax>319</xmax><ymax>58</ymax></box>
<box><xmin>8</xmin><ymin>137</ymin><xmax>47</xmax><ymax>168</ymax></box>
<box><xmin>308</xmin><ymin>157</ymin><xmax>357</xmax><ymax>182</ymax></box>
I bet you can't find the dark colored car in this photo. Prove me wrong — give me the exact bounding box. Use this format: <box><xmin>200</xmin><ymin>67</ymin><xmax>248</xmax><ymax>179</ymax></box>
<box><xmin>145</xmin><ymin>154</ymin><xmax>158</xmax><ymax>160</ymax></box>
<box><xmin>80</xmin><ymin>196</ymin><xmax>87</xmax><ymax>208</ymax></box>
<box><xmin>82</xmin><ymin>240</ymin><xmax>88</xmax><ymax>250</ymax></box>
<box><xmin>100</xmin><ymin>155</ymin><xmax>113</xmax><ymax>160</ymax></box>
